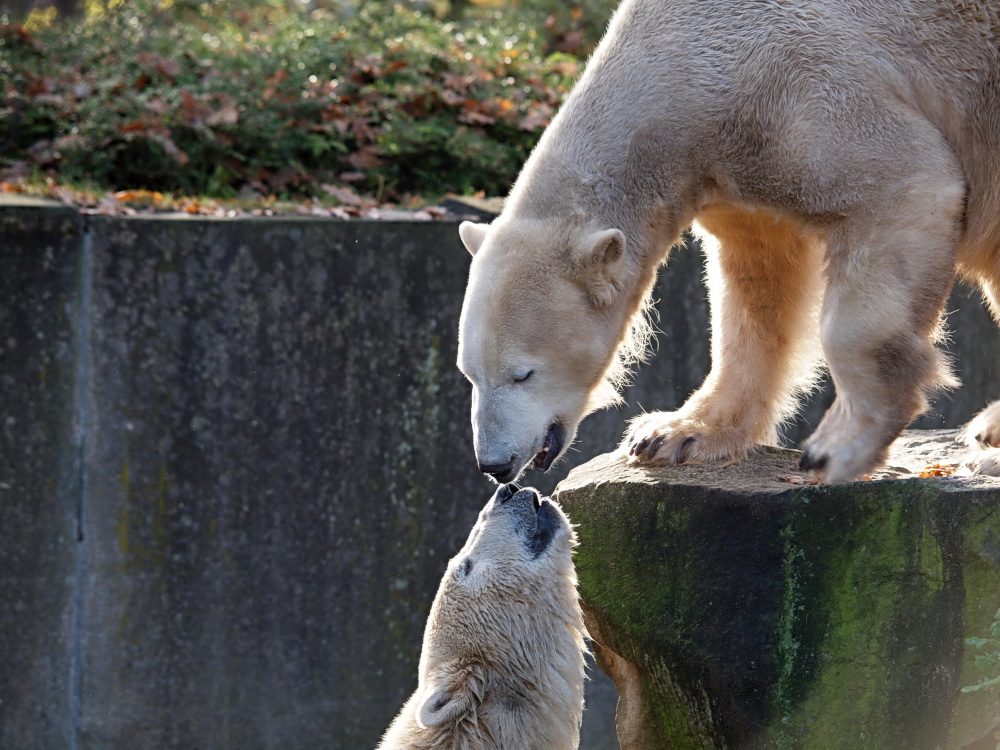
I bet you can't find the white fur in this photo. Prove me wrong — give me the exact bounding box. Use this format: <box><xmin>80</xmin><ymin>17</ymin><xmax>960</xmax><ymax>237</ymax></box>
<box><xmin>377</xmin><ymin>487</ymin><xmax>587</xmax><ymax>749</ymax></box>
<box><xmin>458</xmin><ymin>0</ymin><xmax>1000</xmax><ymax>483</ymax></box>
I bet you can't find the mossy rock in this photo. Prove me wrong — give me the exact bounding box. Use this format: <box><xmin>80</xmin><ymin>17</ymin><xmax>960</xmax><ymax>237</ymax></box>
<box><xmin>554</xmin><ymin>430</ymin><xmax>1000</xmax><ymax>750</ymax></box>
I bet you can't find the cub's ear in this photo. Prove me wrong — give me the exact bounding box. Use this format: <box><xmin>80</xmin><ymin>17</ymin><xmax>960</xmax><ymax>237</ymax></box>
<box><xmin>571</xmin><ymin>228</ymin><xmax>629</xmax><ymax>307</ymax></box>
<box><xmin>459</xmin><ymin>221</ymin><xmax>490</xmax><ymax>257</ymax></box>
<box><xmin>416</xmin><ymin>667</ymin><xmax>485</xmax><ymax>729</ymax></box>
<box><xmin>416</xmin><ymin>682</ymin><xmax>474</xmax><ymax>729</ymax></box>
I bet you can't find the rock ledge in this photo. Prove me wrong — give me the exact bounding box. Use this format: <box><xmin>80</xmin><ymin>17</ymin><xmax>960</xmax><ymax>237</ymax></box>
<box><xmin>554</xmin><ymin>430</ymin><xmax>1000</xmax><ymax>750</ymax></box>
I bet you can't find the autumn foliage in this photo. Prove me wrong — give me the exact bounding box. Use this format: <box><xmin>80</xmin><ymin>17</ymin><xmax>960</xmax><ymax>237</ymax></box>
<box><xmin>0</xmin><ymin>1</ymin><xmax>615</xmax><ymax>206</ymax></box>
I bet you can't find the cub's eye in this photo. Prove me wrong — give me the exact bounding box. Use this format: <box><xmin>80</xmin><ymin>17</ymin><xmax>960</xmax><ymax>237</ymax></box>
<box><xmin>459</xmin><ymin>558</ymin><xmax>474</xmax><ymax>577</ymax></box>
<box><xmin>513</xmin><ymin>370</ymin><xmax>534</xmax><ymax>384</ymax></box>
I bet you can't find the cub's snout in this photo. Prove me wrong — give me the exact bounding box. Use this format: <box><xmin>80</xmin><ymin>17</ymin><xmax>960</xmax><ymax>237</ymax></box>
<box><xmin>494</xmin><ymin>482</ymin><xmax>522</xmax><ymax>503</ymax></box>
<box><xmin>490</xmin><ymin>484</ymin><xmax>561</xmax><ymax>558</ymax></box>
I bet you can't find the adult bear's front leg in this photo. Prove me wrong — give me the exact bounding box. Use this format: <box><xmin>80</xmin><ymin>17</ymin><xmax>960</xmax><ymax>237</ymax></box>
<box><xmin>624</xmin><ymin>207</ymin><xmax>825</xmax><ymax>467</ymax></box>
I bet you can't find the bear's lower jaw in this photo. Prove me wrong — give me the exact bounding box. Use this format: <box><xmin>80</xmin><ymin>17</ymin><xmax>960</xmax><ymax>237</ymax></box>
<box><xmin>530</xmin><ymin>422</ymin><xmax>565</xmax><ymax>473</ymax></box>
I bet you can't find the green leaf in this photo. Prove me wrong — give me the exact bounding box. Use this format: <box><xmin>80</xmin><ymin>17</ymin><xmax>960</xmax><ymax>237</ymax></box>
<box><xmin>960</xmin><ymin>675</ymin><xmax>1000</xmax><ymax>693</ymax></box>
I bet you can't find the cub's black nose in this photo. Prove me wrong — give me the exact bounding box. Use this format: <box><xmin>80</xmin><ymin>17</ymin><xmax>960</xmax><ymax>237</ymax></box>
<box><xmin>478</xmin><ymin>459</ymin><xmax>516</xmax><ymax>483</ymax></box>
<box><xmin>496</xmin><ymin>482</ymin><xmax>522</xmax><ymax>503</ymax></box>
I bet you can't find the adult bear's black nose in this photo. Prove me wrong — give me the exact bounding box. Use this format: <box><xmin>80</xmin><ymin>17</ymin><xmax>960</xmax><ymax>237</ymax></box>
<box><xmin>478</xmin><ymin>457</ymin><xmax>517</xmax><ymax>483</ymax></box>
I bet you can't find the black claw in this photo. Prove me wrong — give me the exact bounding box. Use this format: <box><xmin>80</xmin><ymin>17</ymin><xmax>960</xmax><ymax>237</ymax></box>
<box><xmin>633</xmin><ymin>437</ymin><xmax>650</xmax><ymax>457</ymax></box>
<box><xmin>676</xmin><ymin>436</ymin><xmax>696</xmax><ymax>464</ymax></box>
<box><xmin>799</xmin><ymin>451</ymin><xmax>828</xmax><ymax>472</ymax></box>
<box><xmin>645</xmin><ymin>435</ymin><xmax>664</xmax><ymax>461</ymax></box>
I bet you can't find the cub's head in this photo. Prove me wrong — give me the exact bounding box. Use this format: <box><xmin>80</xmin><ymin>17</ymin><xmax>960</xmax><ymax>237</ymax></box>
<box><xmin>458</xmin><ymin>217</ymin><xmax>649</xmax><ymax>483</ymax></box>
<box><xmin>414</xmin><ymin>484</ymin><xmax>585</xmax><ymax>745</ymax></box>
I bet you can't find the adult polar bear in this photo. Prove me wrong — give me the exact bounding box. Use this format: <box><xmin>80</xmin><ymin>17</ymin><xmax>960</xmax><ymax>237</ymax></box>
<box><xmin>457</xmin><ymin>0</ymin><xmax>1000</xmax><ymax>484</ymax></box>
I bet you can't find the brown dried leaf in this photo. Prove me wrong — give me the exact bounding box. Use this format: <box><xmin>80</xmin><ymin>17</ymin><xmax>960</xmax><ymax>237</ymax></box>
<box><xmin>205</xmin><ymin>102</ymin><xmax>239</xmax><ymax>127</ymax></box>
<box><xmin>150</xmin><ymin>132</ymin><xmax>189</xmax><ymax>166</ymax></box>
<box><xmin>321</xmin><ymin>184</ymin><xmax>364</xmax><ymax>206</ymax></box>
<box><xmin>460</xmin><ymin>108</ymin><xmax>495</xmax><ymax>125</ymax></box>
<box><xmin>180</xmin><ymin>89</ymin><xmax>199</xmax><ymax>121</ymax></box>
<box><xmin>918</xmin><ymin>463</ymin><xmax>958</xmax><ymax>478</ymax></box>
<box><xmin>776</xmin><ymin>474</ymin><xmax>821</xmax><ymax>486</ymax></box>
<box><xmin>345</xmin><ymin>147</ymin><xmax>383</xmax><ymax>170</ymax></box>
<box><xmin>441</xmin><ymin>89</ymin><xmax>467</xmax><ymax>107</ymax></box>
<box><xmin>156</xmin><ymin>57</ymin><xmax>182</xmax><ymax>80</ymax></box>
<box><xmin>519</xmin><ymin>102</ymin><xmax>553</xmax><ymax>130</ymax></box>
<box><xmin>94</xmin><ymin>194</ymin><xmax>125</xmax><ymax>215</ymax></box>
<box><xmin>442</xmin><ymin>72</ymin><xmax>473</xmax><ymax>93</ymax></box>
<box><xmin>263</xmin><ymin>69</ymin><xmax>288</xmax><ymax>101</ymax></box>
<box><xmin>349</xmin><ymin>117</ymin><xmax>378</xmax><ymax>143</ymax></box>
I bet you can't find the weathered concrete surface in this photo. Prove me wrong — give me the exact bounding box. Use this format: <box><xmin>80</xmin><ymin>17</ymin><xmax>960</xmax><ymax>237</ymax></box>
<box><xmin>0</xmin><ymin>199</ymin><xmax>83</xmax><ymax>748</ymax></box>
<box><xmin>555</xmin><ymin>431</ymin><xmax>1000</xmax><ymax>750</ymax></box>
<box><xmin>0</xmin><ymin>199</ymin><xmax>619</xmax><ymax>749</ymax></box>
<box><xmin>73</xmin><ymin>216</ymin><xmax>500</xmax><ymax>748</ymax></box>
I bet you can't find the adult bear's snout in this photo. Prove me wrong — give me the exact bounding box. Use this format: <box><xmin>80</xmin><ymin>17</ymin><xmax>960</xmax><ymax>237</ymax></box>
<box><xmin>478</xmin><ymin>457</ymin><xmax>518</xmax><ymax>484</ymax></box>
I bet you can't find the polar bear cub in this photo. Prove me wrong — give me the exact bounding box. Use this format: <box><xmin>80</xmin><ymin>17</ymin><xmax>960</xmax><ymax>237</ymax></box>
<box><xmin>377</xmin><ymin>484</ymin><xmax>587</xmax><ymax>750</ymax></box>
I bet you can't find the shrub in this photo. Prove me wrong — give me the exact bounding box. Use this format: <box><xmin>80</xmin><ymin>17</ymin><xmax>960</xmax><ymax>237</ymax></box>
<box><xmin>0</xmin><ymin>0</ymin><xmax>617</xmax><ymax>202</ymax></box>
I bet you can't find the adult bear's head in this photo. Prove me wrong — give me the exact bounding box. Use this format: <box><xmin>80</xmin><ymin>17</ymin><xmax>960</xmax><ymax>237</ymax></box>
<box><xmin>457</xmin><ymin>216</ymin><xmax>653</xmax><ymax>483</ymax></box>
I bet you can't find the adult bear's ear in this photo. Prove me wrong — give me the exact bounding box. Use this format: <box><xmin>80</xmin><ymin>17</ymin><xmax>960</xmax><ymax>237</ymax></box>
<box><xmin>571</xmin><ymin>228</ymin><xmax>629</xmax><ymax>307</ymax></box>
<box><xmin>417</xmin><ymin>672</ymin><xmax>483</xmax><ymax>729</ymax></box>
<box><xmin>459</xmin><ymin>221</ymin><xmax>490</xmax><ymax>256</ymax></box>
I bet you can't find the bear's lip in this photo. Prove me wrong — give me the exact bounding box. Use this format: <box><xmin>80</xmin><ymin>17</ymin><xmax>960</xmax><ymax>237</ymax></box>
<box><xmin>528</xmin><ymin>498</ymin><xmax>557</xmax><ymax>558</ymax></box>
<box><xmin>500</xmin><ymin>487</ymin><xmax>559</xmax><ymax>557</ymax></box>
<box><xmin>530</xmin><ymin>422</ymin><xmax>564</xmax><ymax>473</ymax></box>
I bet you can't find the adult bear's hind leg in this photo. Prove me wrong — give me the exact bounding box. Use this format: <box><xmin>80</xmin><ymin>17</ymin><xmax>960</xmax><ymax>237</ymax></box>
<box><xmin>623</xmin><ymin>207</ymin><xmax>825</xmax><ymax>466</ymax></box>
<box><xmin>799</xmin><ymin>172</ymin><xmax>964</xmax><ymax>482</ymax></box>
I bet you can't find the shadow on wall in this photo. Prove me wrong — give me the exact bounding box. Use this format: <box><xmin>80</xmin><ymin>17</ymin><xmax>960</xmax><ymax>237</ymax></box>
<box><xmin>1</xmin><ymin>199</ymin><xmax>999</xmax><ymax>749</ymax></box>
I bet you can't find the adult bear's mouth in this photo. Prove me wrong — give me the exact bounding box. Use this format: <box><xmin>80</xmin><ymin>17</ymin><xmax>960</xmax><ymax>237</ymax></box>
<box><xmin>530</xmin><ymin>421</ymin><xmax>564</xmax><ymax>472</ymax></box>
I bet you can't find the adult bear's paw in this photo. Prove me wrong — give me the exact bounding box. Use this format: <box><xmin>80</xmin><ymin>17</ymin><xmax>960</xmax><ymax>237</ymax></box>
<box><xmin>797</xmin><ymin>402</ymin><xmax>889</xmax><ymax>483</ymax></box>
<box><xmin>621</xmin><ymin>411</ymin><xmax>756</xmax><ymax>466</ymax></box>
<box><xmin>962</xmin><ymin>401</ymin><xmax>1000</xmax><ymax>449</ymax></box>
<box><xmin>963</xmin><ymin>449</ymin><xmax>1000</xmax><ymax>477</ymax></box>
<box><xmin>959</xmin><ymin>401</ymin><xmax>1000</xmax><ymax>477</ymax></box>
<box><xmin>959</xmin><ymin>402</ymin><xmax>1000</xmax><ymax>477</ymax></box>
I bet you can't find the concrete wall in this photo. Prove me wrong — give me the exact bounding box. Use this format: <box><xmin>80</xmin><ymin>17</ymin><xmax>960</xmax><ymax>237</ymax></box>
<box><xmin>2</xmin><ymin>196</ymin><xmax>1000</xmax><ymax>748</ymax></box>
<box><xmin>0</xmin><ymin>200</ymin><xmax>83</xmax><ymax>749</ymax></box>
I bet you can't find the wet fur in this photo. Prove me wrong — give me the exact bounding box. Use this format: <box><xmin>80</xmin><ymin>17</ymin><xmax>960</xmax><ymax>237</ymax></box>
<box><xmin>377</xmin><ymin>489</ymin><xmax>587</xmax><ymax>749</ymax></box>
